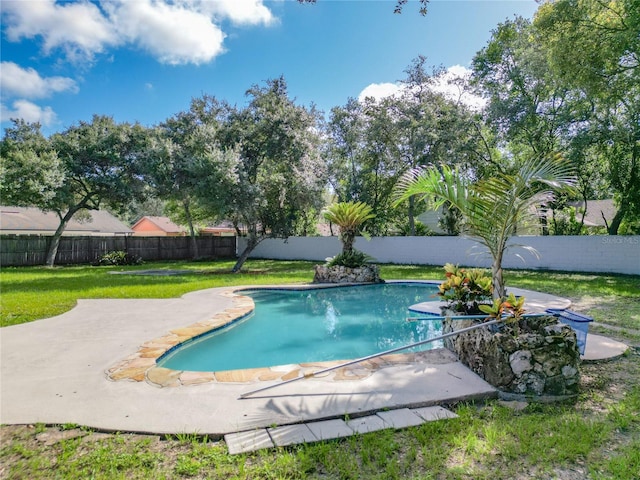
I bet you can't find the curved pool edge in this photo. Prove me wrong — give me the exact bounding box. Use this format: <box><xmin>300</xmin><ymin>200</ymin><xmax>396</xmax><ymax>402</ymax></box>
<box><xmin>107</xmin><ymin>287</ymin><xmax>254</xmax><ymax>386</ymax></box>
<box><xmin>106</xmin><ymin>281</ymin><xmax>442</xmax><ymax>388</ymax></box>
<box><xmin>105</xmin><ymin>281</ymin><xmax>570</xmax><ymax>388</ymax></box>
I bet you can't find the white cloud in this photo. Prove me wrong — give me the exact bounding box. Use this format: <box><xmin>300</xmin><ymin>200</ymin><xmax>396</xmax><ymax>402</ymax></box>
<box><xmin>358</xmin><ymin>66</ymin><xmax>486</xmax><ymax>111</ymax></box>
<box><xmin>1</xmin><ymin>0</ymin><xmax>276</xmax><ymax>66</ymax></box>
<box><xmin>2</xmin><ymin>0</ymin><xmax>117</xmax><ymax>62</ymax></box>
<box><xmin>358</xmin><ymin>82</ymin><xmax>402</xmax><ymax>103</ymax></box>
<box><xmin>106</xmin><ymin>0</ymin><xmax>226</xmax><ymax>65</ymax></box>
<box><xmin>1</xmin><ymin>99</ymin><xmax>58</xmax><ymax>126</ymax></box>
<box><xmin>196</xmin><ymin>0</ymin><xmax>276</xmax><ymax>26</ymax></box>
<box><xmin>429</xmin><ymin>65</ymin><xmax>487</xmax><ymax>111</ymax></box>
<box><xmin>0</xmin><ymin>62</ymin><xmax>78</xmax><ymax>99</ymax></box>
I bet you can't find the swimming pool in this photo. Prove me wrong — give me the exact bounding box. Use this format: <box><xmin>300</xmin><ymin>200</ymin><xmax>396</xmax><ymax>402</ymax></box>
<box><xmin>157</xmin><ymin>282</ymin><xmax>442</xmax><ymax>372</ymax></box>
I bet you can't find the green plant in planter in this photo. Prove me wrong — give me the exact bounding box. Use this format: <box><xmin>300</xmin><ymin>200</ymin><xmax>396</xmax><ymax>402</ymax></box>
<box><xmin>327</xmin><ymin>249</ymin><xmax>375</xmax><ymax>268</ymax></box>
<box><xmin>480</xmin><ymin>292</ymin><xmax>527</xmax><ymax>334</ymax></box>
<box><xmin>322</xmin><ymin>201</ymin><xmax>377</xmax><ymax>269</ymax></box>
<box><xmin>479</xmin><ymin>293</ymin><xmax>526</xmax><ymax>321</ymax></box>
<box><xmin>438</xmin><ymin>263</ymin><xmax>493</xmax><ymax>314</ymax></box>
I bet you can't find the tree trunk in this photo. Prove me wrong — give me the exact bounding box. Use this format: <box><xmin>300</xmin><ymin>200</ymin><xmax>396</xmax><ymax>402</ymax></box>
<box><xmin>606</xmin><ymin>208</ymin><xmax>624</xmax><ymax>235</ymax></box>
<box><xmin>341</xmin><ymin>231</ymin><xmax>355</xmax><ymax>253</ymax></box>
<box><xmin>182</xmin><ymin>199</ymin><xmax>199</xmax><ymax>260</ymax></box>
<box><xmin>232</xmin><ymin>234</ymin><xmax>262</xmax><ymax>273</ymax></box>
<box><xmin>408</xmin><ymin>195</ymin><xmax>416</xmax><ymax>236</ymax></box>
<box><xmin>574</xmin><ymin>190</ymin><xmax>589</xmax><ymax>235</ymax></box>
<box><xmin>608</xmin><ymin>145</ymin><xmax>637</xmax><ymax>235</ymax></box>
<box><xmin>491</xmin><ymin>252</ymin><xmax>506</xmax><ymax>300</ymax></box>
<box><xmin>45</xmin><ymin>208</ymin><xmax>79</xmax><ymax>267</ymax></box>
<box><xmin>538</xmin><ymin>206</ymin><xmax>549</xmax><ymax>235</ymax></box>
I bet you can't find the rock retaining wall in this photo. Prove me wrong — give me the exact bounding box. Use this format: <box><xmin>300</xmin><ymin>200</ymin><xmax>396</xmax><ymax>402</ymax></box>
<box><xmin>443</xmin><ymin>316</ymin><xmax>581</xmax><ymax>397</ymax></box>
<box><xmin>313</xmin><ymin>264</ymin><xmax>383</xmax><ymax>284</ymax></box>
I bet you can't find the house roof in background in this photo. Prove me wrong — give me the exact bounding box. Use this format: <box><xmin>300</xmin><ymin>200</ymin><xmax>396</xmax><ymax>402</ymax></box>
<box><xmin>0</xmin><ymin>206</ymin><xmax>133</xmax><ymax>234</ymax></box>
<box><xmin>569</xmin><ymin>199</ymin><xmax>617</xmax><ymax>227</ymax></box>
<box><xmin>131</xmin><ymin>216</ymin><xmax>186</xmax><ymax>234</ymax></box>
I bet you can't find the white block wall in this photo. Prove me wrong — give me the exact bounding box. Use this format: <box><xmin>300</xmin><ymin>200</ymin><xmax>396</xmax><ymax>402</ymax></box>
<box><xmin>238</xmin><ymin>235</ymin><xmax>640</xmax><ymax>275</ymax></box>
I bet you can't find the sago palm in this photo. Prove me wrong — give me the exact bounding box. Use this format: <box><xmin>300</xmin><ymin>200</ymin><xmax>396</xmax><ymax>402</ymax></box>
<box><xmin>395</xmin><ymin>155</ymin><xmax>576</xmax><ymax>299</ymax></box>
<box><xmin>323</xmin><ymin>201</ymin><xmax>375</xmax><ymax>253</ymax></box>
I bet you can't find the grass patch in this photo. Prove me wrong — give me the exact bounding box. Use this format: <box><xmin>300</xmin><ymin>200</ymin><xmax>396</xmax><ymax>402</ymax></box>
<box><xmin>502</xmin><ymin>270</ymin><xmax>640</xmax><ymax>331</ymax></box>
<box><xmin>0</xmin><ymin>260</ymin><xmax>317</xmax><ymax>327</ymax></box>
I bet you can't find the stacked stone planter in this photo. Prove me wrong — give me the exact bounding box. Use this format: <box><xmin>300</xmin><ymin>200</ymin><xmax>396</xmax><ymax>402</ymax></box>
<box><xmin>313</xmin><ymin>264</ymin><xmax>383</xmax><ymax>284</ymax></box>
<box><xmin>443</xmin><ymin>315</ymin><xmax>581</xmax><ymax>397</ymax></box>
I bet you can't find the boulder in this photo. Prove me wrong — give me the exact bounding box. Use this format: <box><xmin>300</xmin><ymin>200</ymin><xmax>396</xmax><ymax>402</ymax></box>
<box><xmin>313</xmin><ymin>264</ymin><xmax>383</xmax><ymax>284</ymax></box>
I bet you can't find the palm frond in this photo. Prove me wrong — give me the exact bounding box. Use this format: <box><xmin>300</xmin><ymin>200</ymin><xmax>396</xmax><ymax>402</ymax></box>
<box><xmin>322</xmin><ymin>201</ymin><xmax>375</xmax><ymax>229</ymax></box>
<box><xmin>394</xmin><ymin>165</ymin><xmax>473</xmax><ymax>213</ymax></box>
<box><xmin>393</xmin><ymin>153</ymin><xmax>576</xmax><ymax>299</ymax></box>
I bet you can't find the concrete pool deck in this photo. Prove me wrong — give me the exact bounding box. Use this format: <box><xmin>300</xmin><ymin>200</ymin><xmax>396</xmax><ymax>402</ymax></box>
<box><xmin>0</xmin><ymin>283</ymin><xmax>627</xmax><ymax>438</ymax></box>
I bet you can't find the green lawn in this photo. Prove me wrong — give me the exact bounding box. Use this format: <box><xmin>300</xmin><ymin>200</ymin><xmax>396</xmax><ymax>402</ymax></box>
<box><xmin>1</xmin><ymin>260</ymin><xmax>638</xmax><ymax>332</ymax></box>
<box><xmin>1</xmin><ymin>260</ymin><xmax>639</xmax><ymax>479</ymax></box>
<box><xmin>0</xmin><ymin>260</ymin><xmax>320</xmax><ymax>327</ymax></box>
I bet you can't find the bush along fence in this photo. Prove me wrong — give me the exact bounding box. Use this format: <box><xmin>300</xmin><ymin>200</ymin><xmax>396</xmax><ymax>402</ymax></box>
<box><xmin>0</xmin><ymin>235</ymin><xmax>236</xmax><ymax>267</ymax></box>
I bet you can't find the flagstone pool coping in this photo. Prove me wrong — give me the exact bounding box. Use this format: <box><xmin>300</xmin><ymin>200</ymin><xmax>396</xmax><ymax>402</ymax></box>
<box><xmin>107</xmin><ymin>283</ymin><xmax>466</xmax><ymax>388</ymax></box>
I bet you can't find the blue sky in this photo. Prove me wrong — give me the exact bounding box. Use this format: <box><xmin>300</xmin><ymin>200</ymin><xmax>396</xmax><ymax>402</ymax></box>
<box><xmin>1</xmin><ymin>1</ymin><xmax>539</xmax><ymax>135</ymax></box>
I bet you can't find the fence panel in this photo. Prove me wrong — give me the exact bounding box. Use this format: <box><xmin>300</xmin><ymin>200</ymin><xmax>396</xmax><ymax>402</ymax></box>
<box><xmin>239</xmin><ymin>235</ymin><xmax>640</xmax><ymax>276</ymax></box>
<box><xmin>4</xmin><ymin>233</ymin><xmax>636</xmax><ymax>274</ymax></box>
<box><xmin>0</xmin><ymin>235</ymin><xmax>237</xmax><ymax>267</ymax></box>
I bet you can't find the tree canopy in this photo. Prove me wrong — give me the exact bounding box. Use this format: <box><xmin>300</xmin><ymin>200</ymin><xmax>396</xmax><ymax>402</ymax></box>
<box><xmin>194</xmin><ymin>77</ymin><xmax>327</xmax><ymax>272</ymax></box>
<box><xmin>325</xmin><ymin>57</ymin><xmax>491</xmax><ymax>236</ymax></box>
<box><xmin>471</xmin><ymin>4</ymin><xmax>639</xmax><ymax>234</ymax></box>
<box><xmin>145</xmin><ymin>109</ymin><xmax>231</xmax><ymax>259</ymax></box>
<box><xmin>0</xmin><ymin>120</ymin><xmax>63</xmax><ymax>209</ymax></box>
<box><xmin>1</xmin><ymin>115</ymin><xmax>149</xmax><ymax>266</ymax></box>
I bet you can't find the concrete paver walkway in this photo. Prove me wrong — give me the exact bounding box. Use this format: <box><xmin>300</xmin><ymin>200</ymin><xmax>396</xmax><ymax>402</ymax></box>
<box><xmin>225</xmin><ymin>405</ymin><xmax>458</xmax><ymax>454</ymax></box>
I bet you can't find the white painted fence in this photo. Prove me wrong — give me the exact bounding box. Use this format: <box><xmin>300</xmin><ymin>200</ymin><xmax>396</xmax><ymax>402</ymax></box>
<box><xmin>238</xmin><ymin>235</ymin><xmax>640</xmax><ymax>275</ymax></box>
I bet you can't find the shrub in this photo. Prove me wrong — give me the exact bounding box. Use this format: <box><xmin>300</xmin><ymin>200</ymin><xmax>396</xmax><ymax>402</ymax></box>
<box><xmin>326</xmin><ymin>249</ymin><xmax>374</xmax><ymax>268</ymax></box>
<box><xmin>438</xmin><ymin>263</ymin><xmax>492</xmax><ymax>314</ymax></box>
<box><xmin>98</xmin><ymin>250</ymin><xmax>143</xmax><ymax>266</ymax></box>
<box><xmin>396</xmin><ymin>220</ymin><xmax>434</xmax><ymax>236</ymax></box>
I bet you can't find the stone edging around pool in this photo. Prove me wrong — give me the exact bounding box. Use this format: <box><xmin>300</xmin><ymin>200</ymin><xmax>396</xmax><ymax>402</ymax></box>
<box><xmin>106</xmin><ymin>285</ymin><xmax>453</xmax><ymax>388</ymax></box>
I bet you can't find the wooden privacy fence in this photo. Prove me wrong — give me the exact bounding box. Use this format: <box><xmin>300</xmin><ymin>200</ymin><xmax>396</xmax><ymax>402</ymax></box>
<box><xmin>0</xmin><ymin>235</ymin><xmax>236</xmax><ymax>267</ymax></box>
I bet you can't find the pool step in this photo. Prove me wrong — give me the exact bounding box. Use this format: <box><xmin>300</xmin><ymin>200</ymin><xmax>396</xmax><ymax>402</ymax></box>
<box><xmin>224</xmin><ymin>405</ymin><xmax>458</xmax><ymax>454</ymax></box>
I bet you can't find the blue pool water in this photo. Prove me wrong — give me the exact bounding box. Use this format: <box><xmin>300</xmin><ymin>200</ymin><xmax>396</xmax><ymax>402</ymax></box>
<box><xmin>158</xmin><ymin>282</ymin><xmax>443</xmax><ymax>372</ymax></box>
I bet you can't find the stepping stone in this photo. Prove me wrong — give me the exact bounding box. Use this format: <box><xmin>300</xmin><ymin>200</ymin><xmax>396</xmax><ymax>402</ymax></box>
<box><xmin>306</xmin><ymin>419</ymin><xmax>353</xmax><ymax>441</ymax></box>
<box><xmin>411</xmin><ymin>406</ymin><xmax>458</xmax><ymax>421</ymax></box>
<box><xmin>81</xmin><ymin>433</ymin><xmax>114</xmax><ymax>444</ymax></box>
<box><xmin>268</xmin><ymin>424</ymin><xmax>317</xmax><ymax>447</ymax></box>
<box><xmin>408</xmin><ymin>301</ymin><xmax>445</xmax><ymax>315</ymax></box>
<box><xmin>35</xmin><ymin>429</ymin><xmax>88</xmax><ymax>446</ymax></box>
<box><xmin>581</xmin><ymin>333</ymin><xmax>629</xmax><ymax>363</ymax></box>
<box><xmin>346</xmin><ymin>414</ymin><xmax>389</xmax><ymax>434</ymax></box>
<box><xmin>376</xmin><ymin>408</ymin><xmax>425</xmax><ymax>429</ymax></box>
<box><xmin>225</xmin><ymin>429</ymin><xmax>273</xmax><ymax>455</ymax></box>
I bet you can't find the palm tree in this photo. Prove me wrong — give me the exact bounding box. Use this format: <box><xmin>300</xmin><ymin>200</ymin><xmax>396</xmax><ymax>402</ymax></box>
<box><xmin>395</xmin><ymin>155</ymin><xmax>576</xmax><ymax>299</ymax></box>
<box><xmin>323</xmin><ymin>201</ymin><xmax>375</xmax><ymax>254</ymax></box>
